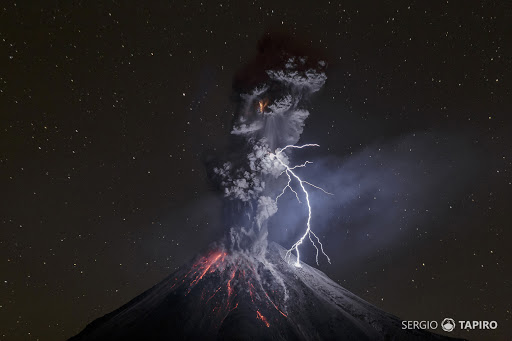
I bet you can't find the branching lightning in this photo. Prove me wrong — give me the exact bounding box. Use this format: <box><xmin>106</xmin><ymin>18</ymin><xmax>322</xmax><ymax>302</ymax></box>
<box><xmin>270</xmin><ymin>144</ymin><xmax>333</xmax><ymax>267</ymax></box>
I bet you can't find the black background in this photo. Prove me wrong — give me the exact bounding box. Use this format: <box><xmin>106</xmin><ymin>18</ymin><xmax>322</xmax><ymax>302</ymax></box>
<box><xmin>1</xmin><ymin>1</ymin><xmax>511</xmax><ymax>340</ymax></box>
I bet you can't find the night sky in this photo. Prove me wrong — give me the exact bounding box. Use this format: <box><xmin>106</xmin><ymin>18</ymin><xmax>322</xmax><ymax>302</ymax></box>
<box><xmin>1</xmin><ymin>1</ymin><xmax>511</xmax><ymax>340</ymax></box>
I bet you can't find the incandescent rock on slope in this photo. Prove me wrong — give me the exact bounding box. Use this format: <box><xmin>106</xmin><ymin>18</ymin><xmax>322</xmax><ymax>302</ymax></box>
<box><xmin>70</xmin><ymin>242</ymin><xmax>460</xmax><ymax>341</ymax></box>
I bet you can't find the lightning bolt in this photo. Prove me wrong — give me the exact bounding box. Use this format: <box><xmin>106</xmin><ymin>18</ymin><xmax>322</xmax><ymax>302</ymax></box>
<box><xmin>271</xmin><ymin>144</ymin><xmax>333</xmax><ymax>267</ymax></box>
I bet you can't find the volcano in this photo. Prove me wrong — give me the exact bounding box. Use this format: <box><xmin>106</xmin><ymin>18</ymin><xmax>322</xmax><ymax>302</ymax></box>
<box><xmin>70</xmin><ymin>38</ymin><xmax>463</xmax><ymax>341</ymax></box>
<box><xmin>70</xmin><ymin>242</ymin><xmax>459</xmax><ymax>341</ymax></box>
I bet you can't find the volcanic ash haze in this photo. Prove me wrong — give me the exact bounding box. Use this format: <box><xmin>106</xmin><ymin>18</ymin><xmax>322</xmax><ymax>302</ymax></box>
<box><xmin>70</xmin><ymin>35</ymin><xmax>463</xmax><ymax>341</ymax></box>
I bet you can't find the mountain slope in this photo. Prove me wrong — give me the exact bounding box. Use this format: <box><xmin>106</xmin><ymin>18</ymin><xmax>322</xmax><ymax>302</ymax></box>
<box><xmin>70</xmin><ymin>242</ymin><xmax>460</xmax><ymax>341</ymax></box>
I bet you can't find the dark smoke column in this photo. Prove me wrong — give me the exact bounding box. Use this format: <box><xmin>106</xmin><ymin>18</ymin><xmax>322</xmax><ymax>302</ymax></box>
<box><xmin>213</xmin><ymin>35</ymin><xmax>327</xmax><ymax>258</ymax></box>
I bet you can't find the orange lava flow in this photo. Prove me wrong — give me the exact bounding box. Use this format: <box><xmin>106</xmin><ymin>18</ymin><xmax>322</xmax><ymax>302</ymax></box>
<box><xmin>206</xmin><ymin>286</ymin><xmax>223</xmax><ymax>304</ymax></box>
<box><xmin>189</xmin><ymin>252</ymin><xmax>225</xmax><ymax>288</ymax></box>
<box><xmin>248</xmin><ymin>282</ymin><xmax>256</xmax><ymax>304</ymax></box>
<box><xmin>168</xmin><ymin>250</ymin><xmax>289</xmax><ymax>327</ymax></box>
<box><xmin>226</xmin><ymin>267</ymin><xmax>237</xmax><ymax>298</ymax></box>
<box><xmin>256</xmin><ymin>310</ymin><xmax>270</xmax><ymax>327</ymax></box>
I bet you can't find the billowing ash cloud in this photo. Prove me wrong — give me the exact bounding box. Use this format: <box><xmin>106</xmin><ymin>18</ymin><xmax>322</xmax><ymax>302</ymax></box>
<box><xmin>231</xmin><ymin>56</ymin><xmax>326</xmax><ymax>148</ymax></box>
<box><xmin>210</xmin><ymin>34</ymin><xmax>327</xmax><ymax>256</ymax></box>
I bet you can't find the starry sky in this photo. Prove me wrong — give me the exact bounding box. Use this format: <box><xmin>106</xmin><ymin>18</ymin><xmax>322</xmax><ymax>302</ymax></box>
<box><xmin>1</xmin><ymin>1</ymin><xmax>511</xmax><ymax>340</ymax></box>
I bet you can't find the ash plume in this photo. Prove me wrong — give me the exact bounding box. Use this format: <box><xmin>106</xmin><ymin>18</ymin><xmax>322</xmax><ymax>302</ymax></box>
<box><xmin>212</xmin><ymin>34</ymin><xmax>327</xmax><ymax>257</ymax></box>
<box><xmin>70</xmin><ymin>35</ymin><xmax>466</xmax><ymax>341</ymax></box>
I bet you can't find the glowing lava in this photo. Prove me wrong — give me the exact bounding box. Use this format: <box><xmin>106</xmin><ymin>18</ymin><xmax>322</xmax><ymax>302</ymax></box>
<box><xmin>188</xmin><ymin>251</ymin><xmax>226</xmax><ymax>289</ymax></box>
<box><xmin>271</xmin><ymin>144</ymin><xmax>333</xmax><ymax>267</ymax></box>
<box><xmin>168</xmin><ymin>251</ymin><xmax>288</xmax><ymax>328</ymax></box>
<box><xmin>256</xmin><ymin>310</ymin><xmax>270</xmax><ymax>327</ymax></box>
<box><xmin>258</xmin><ymin>98</ymin><xmax>269</xmax><ymax>113</ymax></box>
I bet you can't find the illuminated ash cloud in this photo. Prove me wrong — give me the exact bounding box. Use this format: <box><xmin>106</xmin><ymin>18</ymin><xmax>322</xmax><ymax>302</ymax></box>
<box><xmin>213</xmin><ymin>161</ymin><xmax>265</xmax><ymax>202</ymax></box>
<box><xmin>211</xmin><ymin>34</ymin><xmax>328</xmax><ymax>258</ymax></box>
<box><xmin>267</xmin><ymin>58</ymin><xmax>327</xmax><ymax>92</ymax></box>
<box><xmin>255</xmin><ymin>196</ymin><xmax>278</xmax><ymax>230</ymax></box>
<box><xmin>231</xmin><ymin>56</ymin><xmax>327</xmax><ymax>149</ymax></box>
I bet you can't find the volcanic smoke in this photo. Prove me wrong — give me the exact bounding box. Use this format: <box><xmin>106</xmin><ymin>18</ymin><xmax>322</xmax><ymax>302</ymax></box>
<box><xmin>196</xmin><ymin>35</ymin><xmax>331</xmax><ymax>325</ymax></box>
<box><xmin>70</xmin><ymin>36</ymin><xmax>463</xmax><ymax>341</ymax></box>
